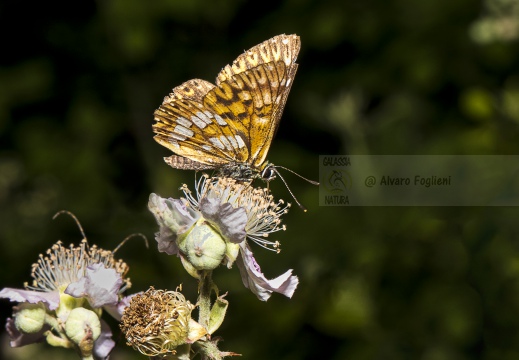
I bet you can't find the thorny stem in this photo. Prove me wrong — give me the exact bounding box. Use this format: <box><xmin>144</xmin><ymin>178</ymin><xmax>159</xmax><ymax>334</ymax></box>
<box><xmin>198</xmin><ymin>270</ymin><xmax>213</xmax><ymax>360</ymax></box>
<box><xmin>198</xmin><ymin>270</ymin><xmax>213</xmax><ymax>330</ymax></box>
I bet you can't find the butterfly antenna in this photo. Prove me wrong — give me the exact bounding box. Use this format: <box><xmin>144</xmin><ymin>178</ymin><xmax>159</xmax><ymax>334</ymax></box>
<box><xmin>272</xmin><ymin>167</ymin><xmax>308</xmax><ymax>212</ymax></box>
<box><xmin>113</xmin><ymin>233</ymin><xmax>149</xmax><ymax>254</ymax></box>
<box><xmin>53</xmin><ymin>210</ymin><xmax>87</xmax><ymax>241</ymax></box>
<box><xmin>274</xmin><ymin>165</ymin><xmax>320</xmax><ymax>185</ymax></box>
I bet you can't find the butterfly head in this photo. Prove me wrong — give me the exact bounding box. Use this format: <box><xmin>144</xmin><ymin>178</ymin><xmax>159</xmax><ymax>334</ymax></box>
<box><xmin>260</xmin><ymin>163</ymin><xmax>277</xmax><ymax>182</ymax></box>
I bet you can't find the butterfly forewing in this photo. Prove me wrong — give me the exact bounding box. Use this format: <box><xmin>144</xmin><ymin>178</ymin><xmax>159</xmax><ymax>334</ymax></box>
<box><xmin>215</xmin><ymin>35</ymin><xmax>300</xmax><ymax>168</ymax></box>
<box><xmin>153</xmin><ymin>34</ymin><xmax>300</xmax><ymax>180</ymax></box>
<box><xmin>215</xmin><ymin>34</ymin><xmax>300</xmax><ymax>84</ymax></box>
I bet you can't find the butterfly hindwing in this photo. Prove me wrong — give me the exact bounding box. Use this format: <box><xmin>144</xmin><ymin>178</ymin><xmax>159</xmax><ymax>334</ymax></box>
<box><xmin>154</xmin><ymin>79</ymin><xmax>248</xmax><ymax>167</ymax></box>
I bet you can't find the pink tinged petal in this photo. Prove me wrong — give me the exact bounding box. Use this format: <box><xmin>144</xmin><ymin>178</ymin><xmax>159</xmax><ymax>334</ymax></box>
<box><xmin>65</xmin><ymin>264</ymin><xmax>122</xmax><ymax>308</ymax></box>
<box><xmin>149</xmin><ymin>194</ymin><xmax>200</xmax><ymax>256</ymax></box>
<box><xmin>64</xmin><ymin>277</ymin><xmax>87</xmax><ymax>298</ymax></box>
<box><xmin>199</xmin><ymin>197</ymin><xmax>247</xmax><ymax>243</ymax></box>
<box><xmin>236</xmin><ymin>243</ymin><xmax>299</xmax><ymax>301</ymax></box>
<box><xmin>6</xmin><ymin>317</ymin><xmax>48</xmax><ymax>347</ymax></box>
<box><xmin>0</xmin><ymin>288</ymin><xmax>60</xmax><ymax>310</ymax></box>
<box><xmin>169</xmin><ymin>198</ymin><xmax>200</xmax><ymax>229</ymax></box>
<box><xmin>148</xmin><ymin>194</ymin><xmax>199</xmax><ymax>234</ymax></box>
<box><xmin>155</xmin><ymin>225</ymin><xmax>180</xmax><ymax>256</ymax></box>
<box><xmin>93</xmin><ymin>320</ymin><xmax>115</xmax><ymax>360</ymax></box>
<box><xmin>104</xmin><ymin>292</ymin><xmax>142</xmax><ymax>321</ymax></box>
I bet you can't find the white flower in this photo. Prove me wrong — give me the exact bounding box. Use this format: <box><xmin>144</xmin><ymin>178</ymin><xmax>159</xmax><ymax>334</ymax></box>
<box><xmin>0</xmin><ymin>240</ymin><xmax>135</xmax><ymax>359</ymax></box>
<box><xmin>148</xmin><ymin>175</ymin><xmax>298</xmax><ymax>301</ymax></box>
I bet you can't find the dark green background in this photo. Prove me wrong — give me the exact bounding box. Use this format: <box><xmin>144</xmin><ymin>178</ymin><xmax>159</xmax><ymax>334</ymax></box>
<box><xmin>2</xmin><ymin>0</ymin><xmax>519</xmax><ymax>359</ymax></box>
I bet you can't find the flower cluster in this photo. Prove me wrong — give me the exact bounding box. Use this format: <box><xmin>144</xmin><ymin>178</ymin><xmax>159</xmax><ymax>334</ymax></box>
<box><xmin>0</xmin><ymin>175</ymin><xmax>301</xmax><ymax>360</ymax></box>
<box><xmin>0</xmin><ymin>239</ymin><xmax>134</xmax><ymax>359</ymax></box>
<box><xmin>148</xmin><ymin>175</ymin><xmax>299</xmax><ymax>301</ymax></box>
<box><xmin>2</xmin><ymin>159</ymin><xmax>303</xmax><ymax>360</ymax></box>
<box><xmin>0</xmin><ymin>176</ymin><xmax>301</xmax><ymax>359</ymax></box>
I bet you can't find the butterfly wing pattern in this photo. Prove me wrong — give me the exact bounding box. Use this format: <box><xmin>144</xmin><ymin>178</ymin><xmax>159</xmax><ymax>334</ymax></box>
<box><xmin>152</xmin><ymin>34</ymin><xmax>300</xmax><ymax>181</ymax></box>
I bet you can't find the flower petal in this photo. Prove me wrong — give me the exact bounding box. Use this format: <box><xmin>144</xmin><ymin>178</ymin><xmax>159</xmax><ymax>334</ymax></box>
<box><xmin>0</xmin><ymin>288</ymin><xmax>60</xmax><ymax>310</ymax></box>
<box><xmin>236</xmin><ymin>242</ymin><xmax>299</xmax><ymax>301</ymax></box>
<box><xmin>104</xmin><ymin>292</ymin><xmax>141</xmax><ymax>321</ymax></box>
<box><xmin>65</xmin><ymin>264</ymin><xmax>122</xmax><ymax>308</ymax></box>
<box><xmin>149</xmin><ymin>194</ymin><xmax>201</xmax><ymax>255</ymax></box>
<box><xmin>93</xmin><ymin>319</ymin><xmax>116</xmax><ymax>360</ymax></box>
<box><xmin>148</xmin><ymin>194</ymin><xmax>199</xmax><ymax>234</ymax></box>
<box><xmin>5</xmin><ymin>317</ymin><xmax>48</xmax><ymax>347</ymax></box>
<box><xmin>155</xmin><ymin>225</ymin><xmax>180</xmax><ymax>255</ymax></box>
<box><xmin>199</xmin><ymin>197</ymin><xmax>247</xmax><ymax>244</ymax></box>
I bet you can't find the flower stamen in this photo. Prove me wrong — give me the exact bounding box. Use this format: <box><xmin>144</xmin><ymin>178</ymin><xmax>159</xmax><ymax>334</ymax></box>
<box><xmin>25</xmin><ymin>240</ymin><xmax>130</xmax><ymax>293</ymax></box>
<box><xmin>183</xmin><ymin>175</ymin><xmax>290</xmax><ymax>252</ymax></box>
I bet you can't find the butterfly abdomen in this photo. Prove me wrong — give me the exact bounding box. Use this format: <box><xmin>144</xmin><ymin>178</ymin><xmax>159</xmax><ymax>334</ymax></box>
<box><xmin>164</xmin><ymin>155</ymin><xmax>216</xmax><ymax>171</ymax></box>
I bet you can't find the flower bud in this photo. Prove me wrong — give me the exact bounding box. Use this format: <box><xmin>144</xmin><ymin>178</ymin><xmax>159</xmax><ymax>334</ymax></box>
<box><xmin>64</xmin><ymin>308</ymin><xmax>101</xmax><ymax>356</ymax></box>
<box><xmin>14</xmin><ymin>303</ymin><xmax>46</xmax><ymax>334</ymax></box>
<box><xmin>179</xmin><ymin>221</ymin><xmax>227</xmax><ymax>271</ymax></box>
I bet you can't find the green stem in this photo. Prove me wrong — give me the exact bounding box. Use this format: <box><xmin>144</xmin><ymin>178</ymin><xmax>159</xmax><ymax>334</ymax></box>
<box><xmin>44</xmin><ymin>314</ymin><xmax>61</xmax><ymax>332</ymax></box>
<box><xmin>197</xmin><ymin>270</ymin><xmax>214</xmax><ymax>360</ymax></box>
<box><xmin>198</xmin><ymin>270</ymin><xmax>213</xmax><ymax>330</ymax></box>
<box><xmin>45</xmin><ymin>330</ymin><xmax>74</xmax><ymax>349</ymax></box>
<box><xmin>193</xmin><ymin>340</ymin><xmax>224</xmax><ymax>360</ymax></box>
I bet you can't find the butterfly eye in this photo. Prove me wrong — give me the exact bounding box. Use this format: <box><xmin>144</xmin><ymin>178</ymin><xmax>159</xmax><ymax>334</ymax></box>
<box><xmin>261</xmin><ymin>166</ymin><xmax>276</xmax><ymax>182</ymax></box>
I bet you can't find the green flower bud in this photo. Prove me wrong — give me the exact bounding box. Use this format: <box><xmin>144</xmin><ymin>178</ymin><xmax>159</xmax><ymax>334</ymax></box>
<box><xmin>179</xmin><ymin>221</ymin><xmax>226</xmax><ymax>271</ymax></box>
<box><xmin>14</xmin><ymin>303</ymin><xmax>47</xmax><ymax>334</ymax></box>
<box><xmin>64</xmin><ymin>308</ymin><xmax>101</xmax><ymax>357</ymax></box>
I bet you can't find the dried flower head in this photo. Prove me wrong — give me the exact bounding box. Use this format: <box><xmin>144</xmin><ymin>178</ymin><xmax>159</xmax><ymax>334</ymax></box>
<box><xmin>120</xmin><ymin>287</ymin><xmax>205</xmax><ymax>357</ymax></box>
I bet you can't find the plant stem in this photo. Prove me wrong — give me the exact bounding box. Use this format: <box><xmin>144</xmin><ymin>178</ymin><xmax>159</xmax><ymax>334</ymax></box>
<box><xmin>198</xmin><ymin>270</ymin><xmax>213</xmax><ymax>332</ymax></box>
<box><xmin>197</xmin><ymin>270</ymin><xmax>213</xmax><ymax>360</ymax></box>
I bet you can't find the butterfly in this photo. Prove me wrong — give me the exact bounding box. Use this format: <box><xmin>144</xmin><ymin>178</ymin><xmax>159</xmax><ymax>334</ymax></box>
<box><xmin>153</xmin><ymin>34</ymin><xmax>301</xmax><ymax>183</ymax></box>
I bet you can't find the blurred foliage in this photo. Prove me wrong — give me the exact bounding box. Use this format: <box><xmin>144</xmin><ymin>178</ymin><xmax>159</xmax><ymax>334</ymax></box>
<box><xmin>2</xmin><ymin>0</ymin><xmax>519</xmax><ymax>359</ymax></box>
<box><xmin>470</xmin><ymin>0</ymin><xmax>519</xmax><ymax>43</ymax></box>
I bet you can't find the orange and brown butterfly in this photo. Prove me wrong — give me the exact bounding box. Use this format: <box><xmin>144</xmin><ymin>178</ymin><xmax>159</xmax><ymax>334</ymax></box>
<box><xmin>152</xmin><ymin>34</ymin><xmax>301</xmax><ymax>183</ymax></box>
